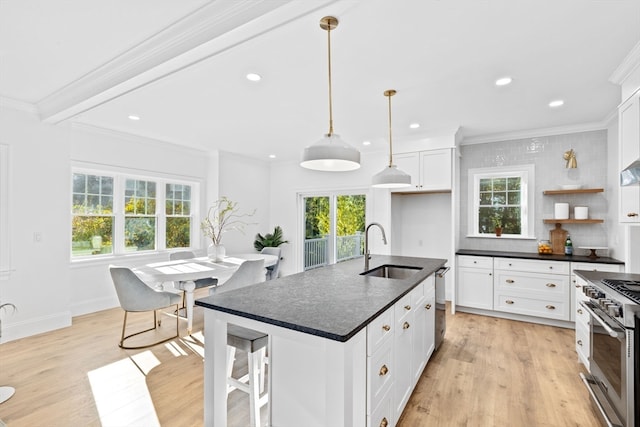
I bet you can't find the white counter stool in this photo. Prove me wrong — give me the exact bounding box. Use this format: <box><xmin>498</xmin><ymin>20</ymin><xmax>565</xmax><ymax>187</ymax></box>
<box><xmin>210</xmin><ymin>258</ymin><xmax>268</xmax><ymax>427</ymax></box>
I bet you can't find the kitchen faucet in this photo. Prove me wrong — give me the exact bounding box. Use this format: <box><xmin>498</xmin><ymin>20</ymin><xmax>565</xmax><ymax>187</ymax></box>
<box><xmin>364</xmin><ymin>222</ymin><xmax>387</xmax><ymax>271</ymax></box>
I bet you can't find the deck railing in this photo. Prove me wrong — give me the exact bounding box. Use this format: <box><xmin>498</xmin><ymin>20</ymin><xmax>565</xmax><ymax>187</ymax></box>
<box><xmin>304</xmin><ymin>233</ymin><xmax>363</xmax><ymax>270</ymax></box>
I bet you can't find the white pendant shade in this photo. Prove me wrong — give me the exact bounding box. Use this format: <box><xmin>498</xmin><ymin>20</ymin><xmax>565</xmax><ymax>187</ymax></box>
<box><xmin>301</xmin><ymin>133</ymin><xmax>361</xmax><ymax>171</ymax></box>
<box><xmin>372</xmin><ymin>164</ymin><xmax>412</xmax><ymax>188</ymax></box>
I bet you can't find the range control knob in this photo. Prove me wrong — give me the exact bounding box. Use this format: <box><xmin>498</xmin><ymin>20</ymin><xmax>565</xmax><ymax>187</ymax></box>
<box><xmin>608</xmin><ymin>304</ymin><xmax>622</xmax><ymax>318</ymax></box>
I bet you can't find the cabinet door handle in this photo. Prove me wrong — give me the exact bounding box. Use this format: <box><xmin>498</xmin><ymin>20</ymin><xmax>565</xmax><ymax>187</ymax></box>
<box><xmin>379</xmin><ymin>365</ymin><xmax>389</xmax><ymax>376</ymax></box>
<box><xmin>546</xmin><ymin>283</ymin><xmax>556</xmax><ymax>288</ymax></box>
<box><xmin>403</xmin><ymin>321</ymin><xmax>411</xmax><ymax>329</ymax></box>
<box><xmin>549</xmin><ymin>266</ymin><xmax>553</xmax><ymax>270</ymax></box>
<box><xmin>404</xmin><ymin>305</ymin><xmax>411</xmax><ymax>311</ymax></box>
<box><xmin>425</xmin><ymin>303</ymin><xmax>432</xmax><ymax>310</ymax></box>
<box><xmin>577</xmin><ymin>309</ymin><xmax>583</xmax><ymax>315</ymax></box>
<box><xmin>577</xmin><ymin>339</ymin><xmax>583</xmax><ymax>346</ymax></box>
<box><xmin>546</xmin><ymin>305</ymin><xmax>556</xmax><ymax>310</ymax></box>
<box><xmin>506</xmin><ymin>279</ymin><xmax>515</xmax><ymax>284</ymax></box>
<box><xmin>380</xmin><ymin>417</ymin><xmax>389</xmax><ymax>427</ymax></box>
<box><xmin>506</xmin><ymin>300</ymin><xmax>514</xmax><ymax>304</ymax></box>
<box><xmin>382</xmin><ymin>324</ymin><xmax>391</xmax><ymax>332</ymax></box>
<box><xmin>627</xmin><ymin>212</ymin><xmax>639</xmax><ymax>217</ymax></box>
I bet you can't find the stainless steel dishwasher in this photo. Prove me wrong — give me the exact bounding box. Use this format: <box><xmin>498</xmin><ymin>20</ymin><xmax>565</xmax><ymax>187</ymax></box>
<box><xmin>435</xmin><ymin>266</ymin><xmax>450</xmax><ymax>351</ymax></box>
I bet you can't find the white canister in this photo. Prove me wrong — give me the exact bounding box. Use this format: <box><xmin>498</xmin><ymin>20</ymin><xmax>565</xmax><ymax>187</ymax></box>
<box><xmin>575</xmin><ymin>206</ymin><xmax>588</xmax><ymax>220</ymax></box>
<box><xmin>554</xmin><ymin>203</ymin><xmax>569</xmax><ymax>219</ymax></box>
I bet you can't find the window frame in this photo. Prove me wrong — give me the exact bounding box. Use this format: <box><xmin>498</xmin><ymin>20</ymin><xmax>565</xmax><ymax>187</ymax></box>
<box><xmin>71</xmin><ymin>164</ymin><xmax>201</xmax><ymax>261</ymax></box>
<box><xmin>467</xmin><ymin>165</ymin><xmax>535</xmax><ymax>239</ymax></box>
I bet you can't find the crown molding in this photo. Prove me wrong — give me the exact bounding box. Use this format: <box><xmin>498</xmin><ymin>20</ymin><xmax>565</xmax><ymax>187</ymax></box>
<box><xmin>0</xmin><ymin>96</ymin><xmax>38</xmax><ymax>115</ymax></box>
<box><xmin>37</xmin><ymin>0</ymin><xmax>339</xmax><ymax>124</ymax></box>
<box><xmin>460</xmin><ymin>121</ymin><xmax>608</xmax><ymax>146</ymax></box>
<box><xmin>609</xmin><ymin>39</ymin><xmax>640</xmax><ymax>85</ymax></box>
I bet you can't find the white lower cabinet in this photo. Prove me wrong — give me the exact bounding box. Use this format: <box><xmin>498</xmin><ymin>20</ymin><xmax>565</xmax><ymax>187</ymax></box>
<box><xmin>456</xmin><ymin>255</ymin><xmax>494</xmax><ymax>309</ymax></box>
<box><xmin>367</xmin><ymin>275</ymin><xmax>436</xmax><ymax>427</ymax></box>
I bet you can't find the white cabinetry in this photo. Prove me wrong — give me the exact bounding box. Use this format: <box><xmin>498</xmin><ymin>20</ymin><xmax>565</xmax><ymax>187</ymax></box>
<box><xmin>367</xmin><ymin>276</ymin><xmax>436</xmax><ymax>427</ymax></box>
<box><xmin>570</xmin><ymin>262</ymin><xmax>623</xmax><ymax>370</ymax></box>
<box><xmin>493</xmin><ymin>258</ymin><xmax>570</xmax><ymax>321</ymax></box>
<box><xmin>619</xmin><ymin>89</ymin><xmax>640</xmax><ymax>223</ymax></box>
<box><xmin>456</xmin><ymin>255</ymin><xmax>493</xmax><ymax>310</ymax></box>
<box><xmin>393</xmin><ymin>149</ymin><xmax>452</xmax><ymax>192</ymax></box>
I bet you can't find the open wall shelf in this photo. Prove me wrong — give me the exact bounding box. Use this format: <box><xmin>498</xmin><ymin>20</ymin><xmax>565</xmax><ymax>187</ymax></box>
<box><xmin>542</xmin><ymin>188</ymin><xmax>604</xmax><ymax>195</ymax></box>
<box><xmin>543</xmin><ymin>219</ymin><xmax>604</xmax><ymax>224</ymax></box>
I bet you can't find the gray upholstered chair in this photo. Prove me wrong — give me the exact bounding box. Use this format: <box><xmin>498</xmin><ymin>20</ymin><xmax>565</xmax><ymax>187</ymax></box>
<box><xmin>109</xmin><ymin>266</ymin><xmax>182</xmax><ymax>350</ymax></box>
<box><xmin>260</xmin><ymin>247</ymin><xmax>282</xmax><ymax>280</ymax></box>
<box><xmin>210</xmin><ymin>258</ymin><xmax>267</xmax><ymax>427</ymax></box>
<box><xmin>169</xmin><ymin>250</ymin><xmax>218</xmax><ymax>309</ymax></box>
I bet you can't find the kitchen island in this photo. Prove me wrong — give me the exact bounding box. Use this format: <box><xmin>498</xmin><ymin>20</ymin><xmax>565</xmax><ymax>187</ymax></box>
<box><xmin>195</xmin><ymin>254</ymin><xmax>446</xmax><ymax>427</ymax></box>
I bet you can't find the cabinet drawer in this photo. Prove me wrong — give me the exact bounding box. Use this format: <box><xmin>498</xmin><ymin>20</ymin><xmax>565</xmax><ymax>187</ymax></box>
<box><xmin>367</xmin><ymin>306</ymin><xmax>394</xmax><ymax>356</ymax></box>
<box><xmin>494</xmin><ymin>270</ymin><xmax>569</xmax><ymax>298</ymax></box>
<box><xmin>575</xmin><ymin>321</ymin><xmax>590</xmax><ymax>370</ymax></box>
<box><xmin>457</xmin><ymin>255</ymin><xmax>493</xmax><ymax>269</ymax></box>
<box><xmin>571</xmin><ymin>262</ymin><xmax>623</xmax><ymax>274</ymax></box>
<box><xmin>410</xmin><ymin>281</ymin><xmax>426</xmax><ymax>307</ymax></box>
<box><xmin>367</xmin><ymin>337</ymin><xmax>394</xmax><ymax>412</ymax></box>
<box><xmin>494</xmin><ymin>257</ymin><xmax>569</xmax><ymax>275</ymax></box>
<box><xmin>395</xmin><ymin>292</ymin><xmax>413</xmax><ymax>324</ymax></box>
<box><xmin>368</xmin><ymin>385</ymin><xmax>394</xmax><ymax>427</ymax></box>
<box><xmin>575</xmin><ymin>299</ymin><xmax>590</xmax><ymax>326</ymax></box>
<box><xmin>494</xmin><ymin>293</ymin><xmax>569</xmax><ymax>320</ymax></box>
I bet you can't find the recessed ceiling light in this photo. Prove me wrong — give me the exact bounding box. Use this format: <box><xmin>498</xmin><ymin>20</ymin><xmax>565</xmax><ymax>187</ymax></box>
<box><xmin>246</xmin><ymin>73</ymin><xmax>261</xmax><ymax>82</ymax></box>
<box><xmin>269</xmin><ymin>154</ymin><xmax>276</xmax><ymax>159</ymax></box>
<box><xmin>549</xmin><ymin>99</ymin><xmax>564</xmax><ymax>108</ymax></box>
<box><xmin>495</xmin><ymin>77</ymin><xmax>512</xmax><ymax>86</ymax></box>
<box><xmin>362</xmin><ymin>141</ymin><xmax>371</xmax><ymax>146</ymax></box>
<box><xmin>128</xmin><ymin>115</ymin><xmax>140</xmax><ymax>121</ymax></box>
<box><xmin>409</xmin><ymin>123</ymin><xmax>420</xmax><ymax>129</ymax></box>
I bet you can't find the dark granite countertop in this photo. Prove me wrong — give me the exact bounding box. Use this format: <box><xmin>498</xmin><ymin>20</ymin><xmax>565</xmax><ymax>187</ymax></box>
<box><xmin>195</xmin><ymin>255</ymin><xmax>446</xmax><ymax>342</ymax></box>
<box><xmin>456</xmin><ymin>249</ymin><xmax>624</xmax><ymax>265</ymax></box>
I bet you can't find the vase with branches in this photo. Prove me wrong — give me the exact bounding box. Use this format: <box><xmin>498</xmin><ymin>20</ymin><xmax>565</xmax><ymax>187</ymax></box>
<box><xmin>200</xmin><ymin>197</ymin><xmax>256</xmax><ymax>260</ymax></box>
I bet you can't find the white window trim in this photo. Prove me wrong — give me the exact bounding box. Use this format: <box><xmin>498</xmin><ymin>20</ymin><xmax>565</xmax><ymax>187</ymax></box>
<box><xmin>467</xmin><ymin>164</ymin><xmax>535</xmax><ymax>239</ymax></box>
<box><xmin>71</xmin><ymin>163</ymin><xmax>202</xmax><ymax>262</ymax></box>
<box><xmin>0</xmin><ymin>145</ymin><xmax>12</xmax><ymax>279</ymax></box>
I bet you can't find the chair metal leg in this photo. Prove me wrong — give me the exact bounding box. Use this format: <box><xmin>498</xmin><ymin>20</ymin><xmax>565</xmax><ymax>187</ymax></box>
<box><xmin>118</xmin><ymin>305</ymin><xmax>180</xmax><ymax>350</ymax></box>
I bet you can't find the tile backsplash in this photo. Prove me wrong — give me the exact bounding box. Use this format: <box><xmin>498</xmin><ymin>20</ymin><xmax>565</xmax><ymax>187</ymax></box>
<box><xmin>459</xmin><ymin>130</ymin><xmax>610</xmax><ymax>255</ymax></box>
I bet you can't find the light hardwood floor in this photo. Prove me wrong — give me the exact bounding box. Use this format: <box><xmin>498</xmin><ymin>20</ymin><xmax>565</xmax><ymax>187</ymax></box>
<box><xmin>0</xmin><ymin>295</ymin><xmax>603</xmax><ymax>427</ymax></box>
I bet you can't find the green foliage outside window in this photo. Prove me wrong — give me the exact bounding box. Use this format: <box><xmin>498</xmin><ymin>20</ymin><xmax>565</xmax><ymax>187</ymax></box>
<box><xmin>478</xmin><ymin>177</ymin><xmax>522</xmax><ymax>234</ymax></box>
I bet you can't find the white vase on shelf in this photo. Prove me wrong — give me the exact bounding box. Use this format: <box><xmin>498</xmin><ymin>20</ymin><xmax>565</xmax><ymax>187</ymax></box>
<box><xmin>208</xmin><ymin>243</ymin><xmax>226</xmax><ymax>261</ymax></box>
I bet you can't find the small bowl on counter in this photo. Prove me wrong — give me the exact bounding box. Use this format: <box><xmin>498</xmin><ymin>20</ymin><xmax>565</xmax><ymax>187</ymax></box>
<box><xmin>538</xmin><ymin>240</ymin><xmax>553</xmax><ymax>254</ymax></box>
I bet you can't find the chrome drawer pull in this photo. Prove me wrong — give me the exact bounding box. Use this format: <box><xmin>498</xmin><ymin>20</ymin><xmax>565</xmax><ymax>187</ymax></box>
<box><xmin>546</xmin><ymin>305</ymin><xmax>556</xmax><ymax>310</ymax></box>
<box><xmin>506</xmin><ymin>300</ymin><xmax>514</xmax><ymax>304</ymax></box>
<box><xmin>546</xmin><ymin>283</ymin><xmax>556</xmax><ymax>288</ymax></box>
<box><xmin>506</xmin><ymin>279</ymin><xmax>515</xmax><ymax>284</ymax></box>
<box><xmin>627</xmin><ymin>212</ymin><xmax>639</xmax><ymax>217</ymax></box>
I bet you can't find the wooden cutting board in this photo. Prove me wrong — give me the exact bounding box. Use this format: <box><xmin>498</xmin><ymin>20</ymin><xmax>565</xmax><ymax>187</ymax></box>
<box><xmin>550</xmin><ymin>223</ymin><xmax>568</xmax><ymax>255</ymax></box>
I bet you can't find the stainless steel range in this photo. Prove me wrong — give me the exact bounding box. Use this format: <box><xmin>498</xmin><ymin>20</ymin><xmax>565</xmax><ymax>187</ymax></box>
<box><xmin>576</xmin><ymin>272</ymin><xmax>640</xmax><ymax>427</ymax></box>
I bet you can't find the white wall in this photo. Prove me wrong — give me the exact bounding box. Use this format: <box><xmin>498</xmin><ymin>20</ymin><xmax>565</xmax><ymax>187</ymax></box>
<box><xmin>0</xmin><ymin>105</ymin><xmax>272</xmax><ymax>342</ymax></box>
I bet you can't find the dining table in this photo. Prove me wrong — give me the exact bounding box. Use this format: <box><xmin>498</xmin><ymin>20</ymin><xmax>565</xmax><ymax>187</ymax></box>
<box><xmin>133</xmin><ymin>253</ymin><xmax>277</xmax><ymax>334</ymax></box>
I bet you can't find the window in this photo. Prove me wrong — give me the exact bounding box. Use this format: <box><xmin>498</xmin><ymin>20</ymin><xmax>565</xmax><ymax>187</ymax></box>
<box><xmin>301</xmin><ymin>192</ymin><xmax>366</xmax><ymax>270</ymax></box>
<box><xmin>468</xmin><ymin>165</ymin><xmax>534</xmax><ymax>238</ymax></box>
<box><xmin>71</xmin><ymin>168</ymin><xmax>198</xmax><ymax>258</ymax></box>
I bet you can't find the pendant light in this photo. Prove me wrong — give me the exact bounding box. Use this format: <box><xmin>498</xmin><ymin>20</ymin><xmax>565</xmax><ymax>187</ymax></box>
<box><xmin>300</xmin><ymin>16</ymin><xmax>360</xmax><ymax>172</ymax></box>
<box><xmin>372</xmin><ymin>90</ymin><xmax>412</xmax><ymax>188</ymax></box>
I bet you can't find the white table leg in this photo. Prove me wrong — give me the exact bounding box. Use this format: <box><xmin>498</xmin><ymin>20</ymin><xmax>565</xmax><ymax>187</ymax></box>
<box><xmin>183</xmin><ymin>280</ymin><xmax>196</xmax><ymax>335</ymax></box>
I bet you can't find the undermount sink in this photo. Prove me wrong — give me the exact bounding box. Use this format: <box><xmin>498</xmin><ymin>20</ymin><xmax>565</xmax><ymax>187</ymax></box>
<box><xmin>360</xmin><ymin>264</ymin><xmax>422</xmax><ymax>279</ymax></box>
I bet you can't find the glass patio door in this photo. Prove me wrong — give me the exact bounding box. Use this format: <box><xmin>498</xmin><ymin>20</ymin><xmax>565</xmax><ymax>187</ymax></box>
<box><xmin>302</xmin><ymin>193</ymin><xmax>366</xmax><ymax>270</ymax></box>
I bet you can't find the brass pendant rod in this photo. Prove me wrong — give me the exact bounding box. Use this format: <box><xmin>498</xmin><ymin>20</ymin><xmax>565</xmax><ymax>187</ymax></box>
<box><xmin>327</xmin><ymin>19</ymin><xmax>334</xmax><ymax>136</ymax></box>
<box><xmin>384</xmin><ymin>90</ymin><xmax>397</xmax><ymax>167</ymax></box>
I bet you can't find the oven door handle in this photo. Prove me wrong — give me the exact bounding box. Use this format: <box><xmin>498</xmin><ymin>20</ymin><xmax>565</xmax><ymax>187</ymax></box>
<box><xmin>578</xmin><ymin>301</ymin><xmax>624</xmax><ymax>339</ymax></box>
<box><xmin>436</xmin><ymin>266</ymin><xmax>450</xmax><ymax>278</ymax></box>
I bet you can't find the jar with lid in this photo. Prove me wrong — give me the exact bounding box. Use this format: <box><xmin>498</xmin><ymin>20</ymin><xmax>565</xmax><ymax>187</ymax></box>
<box><xmin>538</xmin><ymin>240</ymin><xmax>552</xmax><ymax>254</ymax></box>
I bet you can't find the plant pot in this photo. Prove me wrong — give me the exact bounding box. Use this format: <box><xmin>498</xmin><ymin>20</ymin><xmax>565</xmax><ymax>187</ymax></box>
<box><xmin>208</xmin><ymin>243</ymin><xmax>226</xmax><ymax>261</ymax></box>
<box><xmin>495</xmin><ymin>227</ymin><xmax>502</xmax><ymax>237</ymax></box>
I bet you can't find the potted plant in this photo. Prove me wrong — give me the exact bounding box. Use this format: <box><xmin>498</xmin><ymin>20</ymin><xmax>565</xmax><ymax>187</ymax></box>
<box><xmin>201</xmin><ymin>197</ymin><xmax>255</xmax><ymax>261</ymax></box>
<box><xmin>254</xmin><ymin>226</ymin><xmax>288</xmax><ymax>251</ymax></box>
<box><xmin>492</xmin><ymin>209</ymin><xmax>504</xmax><ymax>236</ymax></box>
